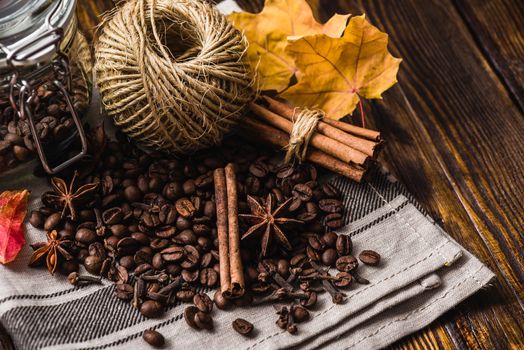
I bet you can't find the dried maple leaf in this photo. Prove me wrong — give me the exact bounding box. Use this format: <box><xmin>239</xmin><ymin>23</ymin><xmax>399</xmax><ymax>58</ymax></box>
<box><xmin>228</xmin><ymin>0</ymin><xmax>350</xmax><ymax>92</ymax></box>
<box><xmin>0</xmin><ymin>190</ymin><xmax>30</xmax><ymax>264</ymax></box>
<box><xmin>281</xmin><ymin>15</ymin><xmax>402</xmax><ymax>119</ymax></box>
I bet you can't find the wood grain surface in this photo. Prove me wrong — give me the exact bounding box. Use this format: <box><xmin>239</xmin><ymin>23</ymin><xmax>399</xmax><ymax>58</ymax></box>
<box><xmin>2</xmin><ymin>1</ymin><xmax>523</xmax><ymax>349</ymax></box>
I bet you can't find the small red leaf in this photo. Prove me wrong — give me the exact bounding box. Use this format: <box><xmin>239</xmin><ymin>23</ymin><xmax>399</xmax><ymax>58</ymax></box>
<box><xmin>0</xmin><ymin>190</ymin><xmax>30</xmax><ymax>264</ymax></box>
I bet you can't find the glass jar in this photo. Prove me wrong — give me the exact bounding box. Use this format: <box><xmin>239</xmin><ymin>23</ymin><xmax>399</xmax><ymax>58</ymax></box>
<box><xmin>0</xmin><ymin>0</ymin><xmax>92</xmax><ymax>175</ymax></box>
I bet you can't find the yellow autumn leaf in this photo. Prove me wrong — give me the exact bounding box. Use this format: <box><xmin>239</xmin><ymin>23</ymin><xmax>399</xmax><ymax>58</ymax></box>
<box><xmin>281</xmin><ymin>15</ymin><xmax>402</xmax><ymax>120</ymax></box>
<box><xmin>227</xmin><ymin>0</ymin><xmax>350</xmax><ymax>92</ymax></box>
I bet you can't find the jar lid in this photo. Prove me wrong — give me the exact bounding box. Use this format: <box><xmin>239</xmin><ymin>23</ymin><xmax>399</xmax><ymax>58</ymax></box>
<box><xmin>0</xmin><ymin>0</ymin><xmax>76</xmax><ymax>70</ymax></box>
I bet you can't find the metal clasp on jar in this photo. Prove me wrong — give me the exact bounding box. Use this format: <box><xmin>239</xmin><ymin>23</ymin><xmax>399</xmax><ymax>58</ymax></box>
<box><xmin>0</xmin><ymin>0</ymin><xmax>87</xmax><ymax>174</ymax></box>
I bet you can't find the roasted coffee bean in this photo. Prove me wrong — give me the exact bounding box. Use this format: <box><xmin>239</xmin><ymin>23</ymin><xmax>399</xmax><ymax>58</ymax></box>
<box><xmin>195</xmin><ymin>173</ymin><xmax>213</xmax><ymax>188</ymax></box>
<box><xmin>44</xmin><ymin>212</ymin><xmax>62</xmax><ymax>231</ymax></box>
<box><xmin>292</xmin><ymin>305</ymin><xmax>310</xmax><ymax>323</ymax></box>
<box><xmin>76</xmin><ymin>228</ymin><xmax>97</xmax><ymax>244</ymax></box>
<box><xmin>184</xmin><ymin>306</ymin><xmax>199</xmax><ymax>329</ymax></box>
<box><xmin>182</xmin><ymin>269</ymin><xmax>199</xmax><ymax>283</ymax></box>
<box><xmin>322</xmin><ymin>232</ymin><xmax>338</xmax><ymax>248</ymax></box>
<box><xmin>119</xmin><ymin>255</ymin><xmax>136</xmax><ymax>270</ymax></box>
<box><xmin>175</xmin><ymin>198</ymin><xmax>196</xmax><ymax>218</ymax></box>
<box><xmin>194</xmin><ymin>311</ymin><xmax>213</xmax><ymax>330</ymax></box>
<box><xmin>163</xmin><ymin>182</ymin><xmax>183</xmax><ymax>200</ymax></box>
<box><xmin>290</xmin><ymin>254</ymin><xmax>307</xmax><ymax>267</ymax></box>
<box><xmin>306</xmin><ymin>246</ymin><xmax>320</xmax><ymax>262</ymax></box>
<box><xmin>232</xmin><ymin>318</ymin><xmax>254</xmax><ymax>335</ymax></box>
<box><xmin>84</xmin><ymin>255</ymin><xmax>103</xmax><ymax>275</ymax></box>
<box><xmin>307</xmin><ymin>235</ymin><xmax>325</xmax><ymax>251</ymax></box>
<box><xmin>131</xmin><ymin>232</ymin><xmax>150</xmax><ymax>246</ymax></box>
<box><xmin>318</xmin><ymin>199</ymin><xmax>343</xmax><ymax>213</ymax></box>
<box><xmin>156</xmin><ymin>226</ymin><xmax>176</xmax><ymax>239</ymax></box>
<box><xmin>358</xmin><ymin>250</ymin><xmax>381</xmax><ymax>266</ymax></box>
<box><xmin>213</xmin><ymin>290</ymin><xmax>231</xmax><ymax>310</ymax></box>
<box><xmin>193</xmin><ymin>293</ymin><xmax>213</xmax><ymax>313</ymax></box>
<box><xmin>160</xmin><ymin>246</ymin><xmax>185</xmax><ymax>262</ymax></box>
<box><xmin>293</xmin><ymin>184</ymin><xmax>313</xmax><ymax>202</ymax></box>
<box><xmin>152</xmin><ymin>253</ymin><xmax>164</xmax><ymax>270</ymax></box>
<box><xmin>199</xmin><ymin>268</ymin><xmax>218</xmax><ymax>287</ymax></box>
<box><xmin>142</xmin><ymin>329</ymin><xmax>165</xmax><ymax>348</ymax></box>
<box><xmin>321</xmin><ymin>248</ymin><xmax>338</xmax><ymax>266</ymax></box>
<box><xmin>324</xmin><ymin>213</ymin><xmax>344</xmax><ymax>229</ymax></box>
<box><xmin>150</xmin><ymin>238</ymin><xmax>170</xmax><ymax>251</ymax></box>
<box><xmin>249</xmin><ymin>162</ymin><xmax>269</xmax><ymax>178</ymax></box>
<box><xmin>140</xmin><ymin>300</ymin><xmax>163</xmax><ymax>318</ymax></box>
<box><xmin>181</xmin><ymin>245</ymin><xmax>200</xmax><ymax>269</ymax></box>
<box><xmin>182</xmin><ymin>179</ymin><xmax>196</xmax><ymax>195</ymax></box>
<box><xmin>175</xmin><ymin>229</ymin><xmax>196</xmax><ymax>245</ymax></box>
<box><xmin>88</xmin><ymin>242</ymin><xmax>106</xmax><ymax>259</ymax></box>
<box><xmin>336</xmin><ymin>235</ymin><xmax>352</xmax><ymax>256</ymax></box>
<box><xmin>336</xmin><ymin>255</ymin><xmax>359</xmax><ymax>272</ymax></box>
<box><xmin>321</xmin><ymin>183</ymin><xmax>340</xmax><ymax>198</ymax></box>
<box><xmin>110</xmin><ymin>224</ymin><xmax>128</xmax><ymax>237</ymax></box>
<box><xmin>124</xmin><ymin>185</ymin><xmax>142</xmax><ymax>202</ymax></box>
<box><xmin>29</xmin><ymin>210</ymin><xmax>44</xmax><ymax>229</ymax></box>
<box><xmin>102</xmin><ymin>207</ymin><xmax>124</xmax><ymax>225</ymax></box>
<box><xmin>334</xmin><ymin>272</ymin><xmax>352</xmax><ymax>288</ymax></box>
<box><xmin>176</xmin><ymin>289</ymin><xmax>196</xmax><ymax>302</ymax></box>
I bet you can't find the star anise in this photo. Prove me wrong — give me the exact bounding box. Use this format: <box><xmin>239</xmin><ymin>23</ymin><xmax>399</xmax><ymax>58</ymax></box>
<box><xmin>239</xmin><ymin>194</ymin><xmax>303</xmax><ymax>256</ymax></box>
<box><xmin>28</xmin><ymin>230</ymin><xmax>73</xmax><ymax>274</ymax></box>
<box><xmin>46</xmin><ymin>171</ymin><xmax>98</xmax><ymax>221</ymax></box>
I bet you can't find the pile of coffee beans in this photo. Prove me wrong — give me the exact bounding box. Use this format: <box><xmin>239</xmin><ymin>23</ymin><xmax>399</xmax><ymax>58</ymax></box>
<box><xmin>28</xmin><ymin>131</ymin><xmax>381</xmax><ymax>342</ymax></box>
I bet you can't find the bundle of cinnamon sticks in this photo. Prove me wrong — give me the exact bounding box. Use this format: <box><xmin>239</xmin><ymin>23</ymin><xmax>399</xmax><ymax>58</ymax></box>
<box><xmin>214</xmin><ymin>163</ymin><xmax>245</xmax><ymax>298</ymax></box>
<box><xmin>238</xmin><ymin>96</ymin><xmax>383</xmax><ymax>182</ymax></box>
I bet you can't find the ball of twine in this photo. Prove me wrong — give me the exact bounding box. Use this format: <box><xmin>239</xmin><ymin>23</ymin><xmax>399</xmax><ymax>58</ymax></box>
<box><xmin>95</xmin><ymin>0</ymin><xmax>254</xmax><ymax>154</ymax></box>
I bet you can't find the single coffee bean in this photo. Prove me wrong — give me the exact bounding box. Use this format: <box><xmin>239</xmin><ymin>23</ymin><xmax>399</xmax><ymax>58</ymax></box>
<box><xmin>176</xmin><ymin>289</ymin><xmax>196</xmax><ymax>302</ymax></box>
<box><xmin>307</xmin><ymin>235</ymin><xmax>325</xmax><ymax>251</ymax></box>
<box><xmin>160</xmin><ymin>246</ymin><xmax>185</xmax><ymax>262</ymax></box>
<box><xmin>336</xmin><ymin>255</ymin><xmax>359</xmax><ymax>272</ymax></box>
<box><xmin>102</xmin><ymin>207</ymin><xmax>124</xmax><ymax>225</ymax></box>
<box><xmin>249</xmin><ymin>162</ymin><xmax>269</xmax><ymax>178</ymax></box>
<box><xmin>321</xmin><ymin>183</ymin><xmax>340</xmax><ymax>198</ymax></box>
<box><xmin>124</xmin><ymin>185</ymin><xmax>142</xmax><ymax>202</ymax></box>
<box><xmin>306</xmin><ymin>246</ymin><xmax>320</xmax><ymax>262</ymax></box>
<box><xmin>181</xmin><ymin>269</ymin><xmax>199</xmax><ymax>283</ymax></box>
<box><xmin>44</xmin><ymin>212</ymin><xmax>62</xmax><ymax>231</ymax></box>
<box><xmin>358</xmin><ymin>250</ymin><xmax>381</xmax><ymax>266</ymax></box>
<box><xmin>318</xmin><ymin>198</ymin><xmax>343</xmax><ymax>213</ymax></box>
<box><xmin>140</xmin><ymin>300</ymin><xmax>163</xmax><ymax>318</ymax></box>
<box><xmin>175</xmin><ymin>198</ymin><xmax>196</xmax><ymax>218</ymax></box>
<box><xmin>199</xmin><ymin>267</ymin><xmax>218</xmax><ymax>287</ymax></box>
<box><xmin>322</xmin><ymin>232</ymin><xmax>338</xmax><ymax>248</ymax></box>
<box><xmin>334</xmin><ymin>272</ymin><xmax>353</xmax><ymax>288</ymax></box>
<box><xmin>142</xmin><ymin>329</ymin><xmax>165</xmax><ymax>348</ymax></box>
<box><xmin>324</xmin><ymin>213</ymin><xmax>344</xmax><ymax>229</ymax></box>
<box><xmin>194</xmin><ymin>311</ymin><xmax>213</xmax><ymax>330</ymax></box>
<box><xmin>29</xmin><ymin>210</ymin><xmax>44</xmax><ymax>229</ymax></box>
<box><xmin>84</xmin><ymin>255</ymin><xmax>103</xmax><ymax>275</ymax></box>
<box><xmin>75</xmin><ymin>228</ymin><xmax>97</xmax><ymax>244</ymax></box>
<box><xmin>321</xmin><ymin>248</ymin><xmax>338</xmax><ymax>266</ymax></box>
<box><xmin>293</xmin><ymin>183</ymin><xmax>313</xmax><ymax>202</ymax></box>
<box><xmin>193</xmin><ymin>293</ymin><xmax>213</xmax><ymax>313</ymax></box>
<box><xmin>213</xmin><ymin>290</ymin><xmax>231</xmax><ymax>310</ymax></box>
<box><xmin>232</xmin><ymin>318</ymin><xmax>254</xmax><ymax>335</ymax></box>
<box><xmin>184</xmin><ymin>306</ymin><xmax>199</xmax><ymax>329</ymax></box>
<box><xmin>180</xmin><ymin>245</ymin><xmax>200</xmax><ymax>269</ymax></box>
<box><xmin>277</xmin><ymin>259</ymin><xmax>290</xmax><ymax>279</ymax></box>
<box><xmin>336</xmin><ymin>235</ymin><xmax>352</xmax><ymax>256</ymax></box>
<box><xmin>292</xmin><ymin>305</ymin><xmax>310</xmax><ymax>323</ymax></box>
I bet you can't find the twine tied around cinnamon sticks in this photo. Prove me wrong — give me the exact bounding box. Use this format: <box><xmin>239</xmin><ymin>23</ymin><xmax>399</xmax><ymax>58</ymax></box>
<box><xmin>241</xmin><ymin>96</ymin><xmax>384</xmax><ymax>182</ymax></box>
<box><xmin>285</xmin><ymin>108</ymin><xmax>324</xmax><ymax>164</ymax></box>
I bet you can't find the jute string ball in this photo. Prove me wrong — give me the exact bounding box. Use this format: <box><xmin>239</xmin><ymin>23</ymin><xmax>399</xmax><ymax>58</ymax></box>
<box><xmin>95</xmin><ymin>0</ymin><xmax>254</xmax><ymax>154</ymax></box>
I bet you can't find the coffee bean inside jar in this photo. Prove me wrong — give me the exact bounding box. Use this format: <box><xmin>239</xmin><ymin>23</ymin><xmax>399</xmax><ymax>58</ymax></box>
<box><xmin>0</xmin><ymin>0</ymin><xmax>92</xmax><ymax>175</ymax></box>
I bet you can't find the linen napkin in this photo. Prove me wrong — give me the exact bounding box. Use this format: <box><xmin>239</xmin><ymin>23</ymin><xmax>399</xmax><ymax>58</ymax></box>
<box><xmin>0</xmin><ymin>168</ymin><xmax>494</xmax><ymax>350</ymax></box>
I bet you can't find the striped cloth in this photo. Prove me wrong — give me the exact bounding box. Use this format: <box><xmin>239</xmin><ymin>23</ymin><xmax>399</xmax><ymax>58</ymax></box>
<box><xmin>0</xmin><ymin>168</ymin><xmax>494</xmax><ymax>350</ymax></box>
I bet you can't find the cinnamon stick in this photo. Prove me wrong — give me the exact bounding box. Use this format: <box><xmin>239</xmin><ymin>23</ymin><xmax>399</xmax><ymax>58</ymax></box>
<box><xmin>263</xmin><ymin>96</ymin><xmax>381</xmax><ymax>157</ymax></box>
<box><xmin>214</xmin><ymin>168</ymin><xmax>231</xmax><ymax>296</ymax></box>
<box><xmin>225</xmin><ymin>163</ymin><xmax>245</xmax><ymax>298</ymax></box>
<box><xmin>239</xmin><ymin>118</ymin><xmax>366</xmax><ymax>182</ymax></box>
<box><xmin>249</xmin><ymin>102</ymin><xmax>369</xmax><ymax>167</ymax></box>
<box><xmin>322</xmin><ymin>117</ymin><xmax>381</xmax><ymax>142</ymax></box>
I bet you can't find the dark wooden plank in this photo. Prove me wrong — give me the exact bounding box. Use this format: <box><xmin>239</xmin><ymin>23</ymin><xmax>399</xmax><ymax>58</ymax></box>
<box><xmin>453</xmin><ymin>0</ymin><xmax>524</xmax><ymax>113</ymax></box>
<box><xmin>311</xmin><ymin>0</ymin><xmax>524</xmax><ymax>349</ymax></box>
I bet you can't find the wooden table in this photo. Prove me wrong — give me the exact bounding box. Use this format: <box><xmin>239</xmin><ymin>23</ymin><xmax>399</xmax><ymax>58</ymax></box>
<box><xmin>1</xmin><ymin>1</ymin><xmax>523</xmax><ymax>349</ymax></box>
